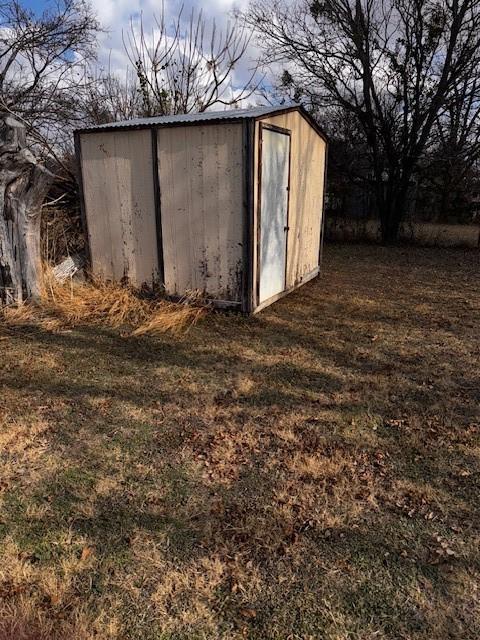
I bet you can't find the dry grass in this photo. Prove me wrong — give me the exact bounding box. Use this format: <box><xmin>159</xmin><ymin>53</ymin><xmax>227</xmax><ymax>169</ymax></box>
<box><xmin>0</xmin><ymin>245</ymin><xmax>479</xmax><ymax>640</ymax></box>
<box><xmin>1</xmin><ymin>267</ymin><xmax>205</xmax><ymax>336</ymax></box>
<box><xmin>326</xmin><ymin>218</ymin><xmax>480</xmax><ymax>248</ymax></box>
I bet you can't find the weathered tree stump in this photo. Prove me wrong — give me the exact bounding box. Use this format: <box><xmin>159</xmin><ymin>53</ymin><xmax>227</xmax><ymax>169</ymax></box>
<box><xmin>0</xmin><ymin>114</ymin><xmax>53</xmax><ymax>305</ymax></box>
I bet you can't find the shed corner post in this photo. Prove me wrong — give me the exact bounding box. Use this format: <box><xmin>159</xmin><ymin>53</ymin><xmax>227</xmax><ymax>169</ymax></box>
<box><xmin>318</xmin><ymin>138</ymin><xmax>329</xmax><ymax>274</ymax></box>
<box><xmin>150</xmin><ymin>126</ymin><xmax>165</xmax><ymax>288</ymax></box>
<box><xmin>242</xmin><ymin>118</ymin><xmax>255</xmax><ymax>314</ymax></box>
<box><xmin>74</xmin><ymin>131</ymin><xmax>92</xmax><ymax>272</ymax></box>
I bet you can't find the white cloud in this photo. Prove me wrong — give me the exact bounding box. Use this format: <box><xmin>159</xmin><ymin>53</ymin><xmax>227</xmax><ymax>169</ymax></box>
<box><xmin>90</xmin><ymin>0</ymin><xmax>266</xmax><ymax>100</ymax></box>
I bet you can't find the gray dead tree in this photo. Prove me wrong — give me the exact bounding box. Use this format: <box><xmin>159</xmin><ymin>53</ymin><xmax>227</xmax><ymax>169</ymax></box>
<box><xmin>0</xmin><ymin>114</ymin><xmax>52</xmax><ymax>305</ymax></box>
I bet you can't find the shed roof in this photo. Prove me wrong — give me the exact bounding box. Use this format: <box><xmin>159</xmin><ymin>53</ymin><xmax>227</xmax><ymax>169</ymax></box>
<box><xmin>75</xmin><ymin>104</ymin><xmax>328</xmax><ymax>141</ymax></box>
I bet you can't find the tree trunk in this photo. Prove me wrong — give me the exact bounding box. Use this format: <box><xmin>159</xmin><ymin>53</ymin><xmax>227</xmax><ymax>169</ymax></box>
<box><xmin>377</xmin><ymin>177</ymin><xmax>410</xmax><ymax>244</ymax></box>
<box><xmin>0</xmin><ymin>114</ymin><xmax>52</xmax><ymax>305</ymax></box>
<box><xmin>380</xmin><ymin>209</ymin><xmax>402</xmax><ymax>244</ymax></box>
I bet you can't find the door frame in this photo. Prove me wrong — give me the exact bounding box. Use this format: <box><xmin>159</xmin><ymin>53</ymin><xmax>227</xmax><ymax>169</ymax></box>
<box><xmin>255</xmin><ymin>122</ymin><xmax>292</xmax><ymax>307</ymax></box>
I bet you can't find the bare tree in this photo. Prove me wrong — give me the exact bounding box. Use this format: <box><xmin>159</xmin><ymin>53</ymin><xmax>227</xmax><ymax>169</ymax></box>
<box><xmin>247</xmin><ymin>0</ymin><xmax>480</xmax><ymax>242</ymax></box>
<box><xmin>79</xmin><ymin>68</ymin><xmax>143</xmax><ymax>125</ymax></box>
<box><xmin>428</xmin><ymin>75</ymin><xmax>480</xmax><ymax>219</ymax></box>
<box><xmin>0</xmin><ymin>115</ymin><xmax>52</xmax><ymax>304</ymax></box>
<box><xmin>124</xmin><ymin>4</ymin><xmax>261</xmax><ymax>116</ymax></box>
<box><xmin>0</xmin><ymin>0</ymin><xmax>100</xmax><ymax>154</ymax></box>
<box><xmin>0</xmin><ymin>0</ymin><xmax>100</xmax><ymax>304</ymax></box>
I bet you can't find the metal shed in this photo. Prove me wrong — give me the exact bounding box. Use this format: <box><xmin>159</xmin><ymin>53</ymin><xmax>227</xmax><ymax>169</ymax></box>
<box><xmin>75</xmin><ymin>104</ymin><xmax>327</xmax><ymax>313</ymax></box>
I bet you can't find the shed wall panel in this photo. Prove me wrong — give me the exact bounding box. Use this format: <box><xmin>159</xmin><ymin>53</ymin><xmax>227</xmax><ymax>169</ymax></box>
<box><xmin>157</xmin><ymin>123</ymin><xmax>244</xmax><ymax>302</ymax></box>
<box><xmin>253</xmin><ymin>112</ymin><xmax>326</xmax><ymax>299</ymax></box>
<box><xmin>80</xmin><ymin>130</ymin><xmax>159</xmax><ymax>287</ymax></box>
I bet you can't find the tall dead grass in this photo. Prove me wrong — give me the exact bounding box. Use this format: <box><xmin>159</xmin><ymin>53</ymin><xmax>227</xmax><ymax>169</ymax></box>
<box><xmin>1</xmin><ymin>267</ymin><xmax>206</xmax><ymax>336</ymax></box>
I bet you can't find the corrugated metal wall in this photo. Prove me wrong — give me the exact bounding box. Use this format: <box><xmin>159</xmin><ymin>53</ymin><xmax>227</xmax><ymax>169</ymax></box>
<box><xmin>156</xmin><ymin>123</ymin><xmax>244</xmax><ymax>302</ymax></box>
<box><xmin>79</xmin><ymin>129</ymin><xmax>159</xmax><ymax>287</ymax></box>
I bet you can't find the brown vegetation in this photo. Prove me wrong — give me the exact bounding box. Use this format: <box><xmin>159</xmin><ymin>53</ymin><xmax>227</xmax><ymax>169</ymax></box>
<box><xmin>0</xmin><ymin>245</ymin><xmax>479</xmax><ymax>639</ymax></box>
<box><xmin>1</xmin><ymin>267</ymin><xmax>205</xmax><ymax>336</ymax></box>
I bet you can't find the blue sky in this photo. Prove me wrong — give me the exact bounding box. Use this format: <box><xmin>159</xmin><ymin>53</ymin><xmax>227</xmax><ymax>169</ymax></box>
<box><xmin>19</xmin><ymin>0</ymin><xmax>44</xmax><ymax>12</ymax></box>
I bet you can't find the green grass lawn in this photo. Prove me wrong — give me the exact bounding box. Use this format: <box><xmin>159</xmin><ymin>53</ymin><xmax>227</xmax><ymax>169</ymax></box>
<box><xmin>0</xmin><ymin>244</ymin><xmax>479</xmax><ymax>639</ymax></box>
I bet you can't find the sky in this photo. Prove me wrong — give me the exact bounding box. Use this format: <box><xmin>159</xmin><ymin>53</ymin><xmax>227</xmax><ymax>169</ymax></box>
<box><xmin>21</xmin><ymin>0</ymin><xmax>262</xmax><ymax>99</ymax></box>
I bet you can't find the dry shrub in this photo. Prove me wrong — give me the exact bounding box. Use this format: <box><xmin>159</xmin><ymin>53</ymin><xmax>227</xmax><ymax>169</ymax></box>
<box><xmin>41</xmin><ymin>207</ymin><xmax>85</xmax><ymax>265</ymax></box>
<box><xmin>1</xmin><ymin>267</ymin><xmax>206</xmax><ymax>337</ymax></box>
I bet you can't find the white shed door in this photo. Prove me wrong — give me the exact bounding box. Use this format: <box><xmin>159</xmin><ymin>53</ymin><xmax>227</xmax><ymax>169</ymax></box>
<box><xmin>259</xmin><ymin>128</ymin><xmax>290</xmax><ymax>304</ymax></box>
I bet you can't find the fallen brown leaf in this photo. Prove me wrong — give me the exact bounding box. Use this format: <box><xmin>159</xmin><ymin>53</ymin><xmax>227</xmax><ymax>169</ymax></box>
<box><xmin>81</xmin><ymin>546</ymin><xmax>94</xmax><ymax>561</ymax></box>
